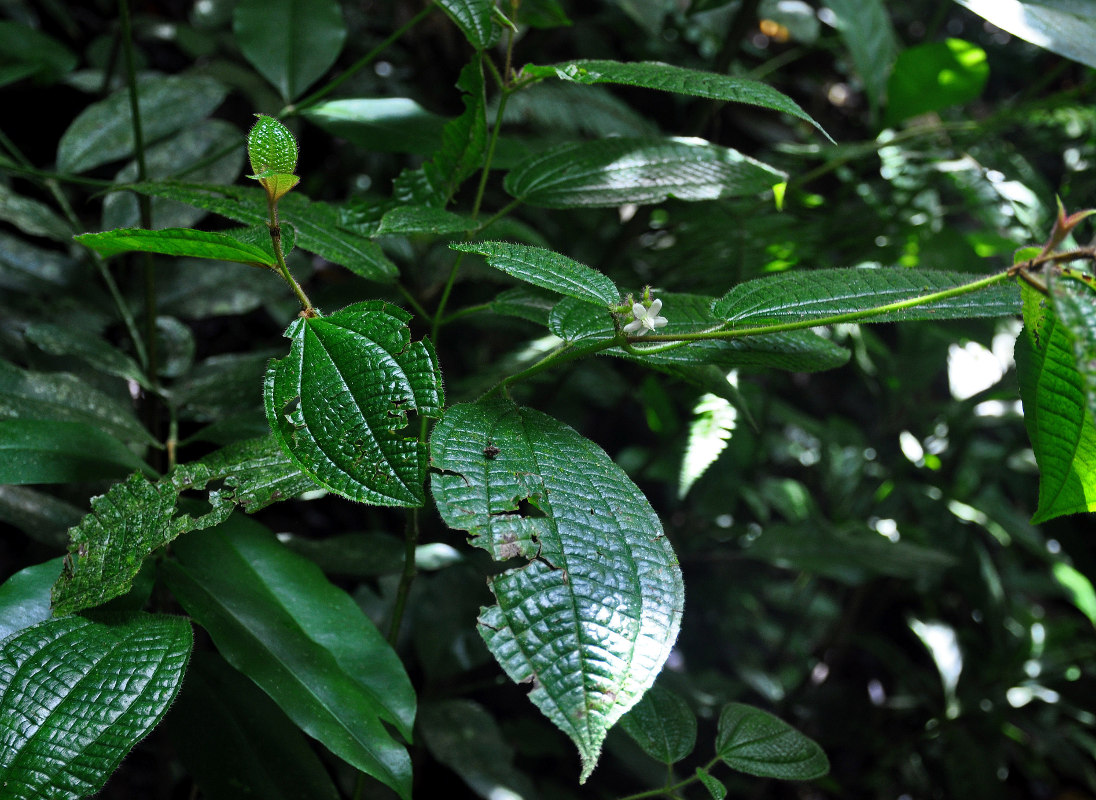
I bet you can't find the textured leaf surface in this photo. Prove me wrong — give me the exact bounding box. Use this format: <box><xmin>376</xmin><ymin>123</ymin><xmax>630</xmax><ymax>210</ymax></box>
<box><xmin>167</xmin><ymin>652</ymin><xmax>341</xmax><ymax>800</ymax></box>
<box><xmin>162</xmin><ymin>516</ymin><xmax>415</xmax><ymax>799</ymax></box>
<box><xmin>520</xmin><ymin>60</ymin><xmax>828</xmax><ymax>137</ymax></box>
<box><xmin>430</xmin><ymin>398</ymin><xmax>684</xmax><ymax>781</ymax></box>
<box><xmin>76</xmin><ymin>227</ymin><xmax>274</xmax><ymax>265</ymax></box>
<box><xmin>453</xmin><ymin>241</ymin><xmax>620</xmax><ymax>305</ymax></box>
<box><xmin>437</xmin><ymin>0</ymin><xmax>498</xmax><ymax>49</ymax></box>
<box><xmin>0</xmin><ymin>614</ymin><xmax>192</xmax><ymax>800</ymax></box>
<box><xmin>0</xmin><ymin>559</ymin><xmax>62</xmax><ymax>641</ymax></box>
<box><xmin>376</xmin><ymin>205</ymin><xmax>471</xmax><ymax>235</ymax></box>
<box><xmin>505</xmin><ymin>137</ymin><xmax>785</xmax><ymax>208</ymax></box>
<box><xmin>57</xmin><ymin>75</ymin><xmax>227</xmax><ymax>173</ymax></box>
<box><xmin>418</xmin><ymin>700</ymin><xmax>536</xmax><ymax>800</ymax></box>
<box><xmin>696</xmin><ymin>766</ymin><xmax>727</xmax><ymax>799</ymax></box>
<box><xmin>0</xmin><ymin>419</ymin><xmax>150</xmax><ymax>485</ymax></box>
<box><xmin>824</xmin><ymin>0</ymin><xmax>897</xmax><ymax>115</ymax></box>
<box><xmin>550</xmin><ymin>294</ymin><xmax>851</xmax><ymax>372</ymax></box>
<box><xmin>954</xmin><ymin>0</ymin><xmax>1096</xmax><ymax>70</ymax></box>
<box><xmin>712</xmin><ymin>268</ymin><xmax>1019</xmax><ymax>324</ymax></box>
<box><xmin>1051</xmin><ymin>271</ymin><xmax>1096</xmax><ymax>423</ymax></box>
<box><xmin>127</xmin><ymin>183</ymin><xmax>398</xmax><ymax>282</ymax></box>
<box><xmin>619</xmin><ymin>685</ymin><xmax>697</xmax><ymax>764</ymax></box>
<box><xmin>234</xmin><ymin>0</ymin><xmax>346</xmax><ymax>101</ymax></box>
<box><xmin>715</xmin><ymin>703</ymin><xmax>829</xmax><ymax>780</ymax></box>
<box><xmin>265</xmin><ymin>301</ymin><xmax>443</xmax><ymax>506</ymax></box>
<box><xmin>178</xmin><ymin>434</ymin><xmax>316</xmax><ymax>513</ymax></box>
<box><xmin>1017</xmin><ymin>288</ymin><xmax>1096</xmax><ymax>523</ymax></box>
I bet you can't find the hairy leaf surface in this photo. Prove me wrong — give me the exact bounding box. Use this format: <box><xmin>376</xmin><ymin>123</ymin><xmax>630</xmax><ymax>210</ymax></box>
<box><xmin>453</xmin><ymin>241</ymin><xmax>620</xmax><ymax>305</ymax></box>
<box><xmin>430</xmin><ymin>398</ymin><xmax>684</xmax><ymax>782</ymax></box>
<box><xmin>619</xmin><ymin>685</ymin><xmax>697</xmax><ymax>764</ymax></box>
<box><xmin>76</xmin><ymin>227</ymin><xmax>274</xmax><ymax>265</ymax></box>
<box><xmin>0</xmin><ymin>614</ymin><xmax>192</xmax><ymax>800</ymax></box>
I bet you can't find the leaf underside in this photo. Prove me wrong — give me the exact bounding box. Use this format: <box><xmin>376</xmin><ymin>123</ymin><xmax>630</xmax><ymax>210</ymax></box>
<box><xmin>429</xmin><ymin>397</ymin><xmax>684</xmax><ymax>782</ymax></box>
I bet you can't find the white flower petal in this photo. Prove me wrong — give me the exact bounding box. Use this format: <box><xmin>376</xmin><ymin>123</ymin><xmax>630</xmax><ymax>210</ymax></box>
<box><xmin>647</xmin><ymin>298</ymin><xmax>662</xmax><ymax>315</ymax></box>
<box><xmin>651</xmin><ymin>316</ymin><xmax>668</xmax><ymax>328</ymax></box>
<box><xmin>631</xmin><ymin>302</ymin><xmax>646</xmax><ymax>317</ymax></box>
<box><xmin>623</xmin><ymin>319</ymin><xmax>644</xmax><ymax>334</ymax></box>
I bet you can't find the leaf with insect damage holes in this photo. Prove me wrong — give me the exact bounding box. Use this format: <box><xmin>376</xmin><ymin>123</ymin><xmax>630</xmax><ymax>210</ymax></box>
<box><xmin>429</xmin><ymin>396</ymin><xmax>684</xmax><ymax>782</ymax></box>
<box><xmin>265</xmin><ymin>301</ymin><xmax>443</xmax><ymax>507</ymax></box>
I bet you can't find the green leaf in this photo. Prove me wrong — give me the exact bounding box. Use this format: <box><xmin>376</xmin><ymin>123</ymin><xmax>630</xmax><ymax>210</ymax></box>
<box><xmin>24</xmin><ymin>321</ymin><xmax>150</xmax><ymax>388</ymax></box>
<box><xmin>1051</xmin><ymin>270</ymin><xmax>1096</xmax><ymax>423</ymax></box>
<box><xmin>429</xmin><ymin>397</ymin><xmax>684</xmax><ymax>782</ymax></box>
<box><xmin>0</xmin><ymin>232</ymin><xmax>81</xmax><ymax>293</ymax></box>
<box><xmin>436</xmin><ymin>0</ymin><xmax>498</xmax><ymax>49</ymax></box>
<box><xmin>0</xmin><ymin>360</ymin><xmax>154</xmax><ymax>446</ymax></box>
<box><xmin>167</xmin><ymin>652</ymin><xmax>341</xmax><ymax>800</ymax></box>
<box><xmin>823</xmin><ymin>0</ymin><xmax>898</xmax><ymax>117</ymax></box>
<box><xmin>712</xmin><ymin>268</ymin><xmax>1019</xmax><ymax>324</ymax></box>
<box><xmin>0</xmin><ymin>21</ymin><xmax>77</xmax><ymax>85</ymax></box>
<box><xmin>0</xmin><ymin>558</ymin><xmax>63</xmax><ymax>641</ymax></box>
<box><xmin>1053</xmin><ymin>562</ymin><xmax>1096</xmax><ymax>626</ymax></box>
<box><xmin>619</xmin><ymin>685</ymin><xmax>697</xmax><ymax>764</ymax></box>
<box><xmin>376</xmin><ymin>205</ymin><xmax>471</xmax><ymax>235</ymax></box>
<box><xmin>0</xmin><ymin>486</ymin><xmax>84</xmax><ymax>549</ymax></box>
<box><xmin>502</xmin><ymin>82</ymin><xmax>657</xmax><ymax>138</ymax></box>
<box><xmin>0</xmin><ymin>185</ymin><xmax>72</xmax><ymax>241</ymax></box>
<box><xmin>504</xmin><ymin>137</ymin><xmax>786</xmax><ymax>208</ymax></box>
<box><xmin>520</xmin><ymin>59</ymin><xmax>829</xmax><ymax>138</ymax></box>
<box><xmin>76</xmin><ymin>227</ymin><xmax>275</xmax><ymax>266</ymax></box>
<box><xmin>453</xmin><ymin>241</ymin><xmax>620</xmax><ymax>305</ymax></box>
<box><xmin>953</xmin><ymin>0</ymin><xmax>1096</xmax><ymax>70</ymax></box>
<box><xmin>0</xmin><ymin>419</ymin><xmax>151</xmax><ymax>485</ymax></box>
<box><xmin>233</xmin><ymin>0</ymin><xmax>346</xmax><ymax>101</ymax></box>
<box><xmin>264</xmin><ymin>301</ymin><xmax>444</xmax><ymax>507</ymax></box>
<box><xmin>57</xmin><ymin>75</ymin><xmax>227</xmax><ymax>173</ymax></box>
<box><xmin>696</xmin><ymin>766</ymin><xmax>727</xmax><ymax>799</ymax></box>
<box><xmin>161</xmin><ymin>515</ymin><xmax>415</xmax><ymax>800</ymax></box>
<box><xmin>0</xmin><ymin>613</ymin><xmax>192</xmax><ymax>800</ymax></box>
<box><xmin>302</xmin><ymin>97</ymin><xmax>449</xmax><ymax>155</ymax></box>
<box><xmin>550</xmin><ymin>294</ymin><xmax>851</xmax><ymax>373</ymax></box>
<box><xmin>885</xmin><ymin>39</ymin><xmax>989</xmax><ymax>125</ymax></box>
<box><xmin>715</xmin><ymin>703</ymin><xmax>829</xmax><ymax>780</ymax></box>
<box><xmin>248</xmin><ymin>115</ymin><xmax>298</xmax><ymax>176</ymax></box>
<box><xmin>490</xmin><ymin>286</ymin><xmax>558</xmax><ymax>325</ymax></box>
<box><xmin>1017</xmin><ymin>289</ymin><xmax>1096</xmax><ymax>523</ymax></box>
<box><xmin>179</xmin><ymin>434</ymin><xmax>317</xmax><ymax>513</ymax></box>
<box><xmin>418</xmin><ymin>700</ymin><xmax>537</xmax><ymax>800</ymax></box>
<box><xmin>679</xmin><ymin>393</ymin><xmax>737</xmax><ymax>499</ymax></box>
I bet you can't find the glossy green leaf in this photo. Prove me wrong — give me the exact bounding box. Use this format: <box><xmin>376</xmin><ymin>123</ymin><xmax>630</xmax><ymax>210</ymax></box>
<box><xmin>0</xmin><ymin>613</ymin><xmax>192</xmax><ymax>800</ymax></box>
<box><xmin>0</xmin><ymin>360</ymin><xmax>153</xmax><ymax>446</ymax></box>
<box><xmin>430</xmin><ymin>397</ymin><xmax>684</xmax><ymax>782</ymax></box>
<box><xmin>76</xmin><ymin>227</ymin><xmax>275</xmax><ymax>266</ymax></box>
<box><xmin>0</xmin><ymin>419</ymin><xmax>151</xmax><ymax>485</ymax></box>
<box><xmin>490</xmin><ymin>286</ymin><xmax>558</xmax><ymax>325</ymax></box>
<box><xmin>437</xmin><ymin>0</ymin><xmax>498</xmax><ymax>49</ymax></box>
<box><xmin>234</xmin><ymin>0</ymin><xmax>346</xmax><ymax>101</ymax></box>
<box><xmin>168</xmin><ymin>652</ymin><xmax>341</xmax><ymax>800</ymax></box>
<box><xmin>265</xmin><ymin>301</ymin><xmax>443</xmax><ymax>507</ymax></box>
<box><xmin>502</xmin><ymin>82</ymin><xmax>657</xmax><ymax>138</ymax></box>
<box><xmin>0</xmin><ymin>232</ymin><xmax>81</xmax><ymax>293</ymax></box>
<box><xmin>954</xmin><ymin>0</ymin><xmax>1096</xmax><ymax>70</ymax></box>
<box><xmin>376</xmin><ymin>205</ymin><xmax>471</xmax><ymax>235</ymax></box>
<box><xmin>180</xmin><ymin>434</ymin><xmax>316</xmax><ymax>513</ymax></box>
<box><xmin>824</xmin><ymin>0</ymin><xmax>897</xmax><ymax>116</ymax></box>
<box><xmin>1017</xmin><ymin>288</ymin><xmax>1096</xmax><ymax>523</ymax></box>
<box><xmin>126</xmin><ymin>183</ymin><xmax>398</xmax><ymax>282</ymax></box>
<box><xmin>550</xmin><ymin>294</ymin><xmax>851</xmax><ymax>372</ymax></box>
<box><xmin>619</xmin><ymin>685</ymin><xmax>697</xmax><ymax>764</ymax></box>
<box><xmin>418</xmin><ymin>700</ymin><xmax>536</xmax><ymax>800</ymax></box>
<box><xmin>0</xmin><ymin>559</ymin><xmax>62</xmax><ymax>641</ymax></box>
<box><xmin>715</xmin><ymin>703</ymin><xmax>829</xmax><ymax>780</ymax></box>
<box><xmin>520</xmin><ymin>60</ymin><xmax>829</xmax><ymax>138</ymax></box>
<box><xmin>24</xmin><ymin>321</ymin><xmax>150</xmax><ymax>388</ymax></box>
<box><xmin>505</xmin><ymin>137</ymin><xmax>786</xmax><ymax>208</ymax></box>
<box><xmin>57</xmin><ymin>75</ymin><xmax>227</xmax><ymax>173</ymax></box>
<box><xmin>0</xmin><ymin>21</ymin><xmax>76</xmax><ymax>85</ymax></box>
<box><xmin>1051</xmin><ymin>270</ymin><xmax>1096</xmax><ymax>423</ymax></box>
<box><xmin>712</xmin><ymin>268</ymin><xmax>1019</xmax><ymax>324</ymax></box>
<box><xmin>1053</xmin><ymin>562</ymin><xmax>1096</xmax><ymax>626</ymax></box>
<box><xmin>162</xmin><ymin>516</ymin><xmax>415</xmax><ymax>800</ymax></box>
<box><xmin>248</xmin><ymin>115</ymin><xmax>298</xmax><ymax>176</ymax></box>
<box><xmin>302</xmin><ymin>98</ymin><xmax>449</xmax><ymax>155</ymax></box>
<box><xmin>696</xmin><ymin>766</ymin><xmax>727</xmax><ymax>799</ymax></box>
<box><xmin>885</xmin><ymin>39</ymin><xmax>989</xmax><ymax>125</ymax></box>
<box><xmin>0</xmin><ymin>185</ymin><xmax>71</xmax><ymax>241</ymax></box>
<box><xmin>452</xmin><ymin>241</ymin><xmax>620</xmax><ymax>305</ymax></box>
<box><xmin>0</xmin><ymin>486</ymin><xmax>84</xmax><ymax>549</ymax></box>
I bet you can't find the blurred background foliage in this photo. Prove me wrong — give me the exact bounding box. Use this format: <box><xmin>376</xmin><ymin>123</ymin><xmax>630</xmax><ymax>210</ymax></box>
<box><xmin>1</xmin><ymin>0</ymin><xmax>1095</xmax><ymax>798</ymax></box>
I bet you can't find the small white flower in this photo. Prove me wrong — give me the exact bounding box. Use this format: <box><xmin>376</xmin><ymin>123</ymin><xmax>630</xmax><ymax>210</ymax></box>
<box><xmin>623</xmin><ymin>298</ymin><xmax>668</xmax><ymax>335</ymax></box>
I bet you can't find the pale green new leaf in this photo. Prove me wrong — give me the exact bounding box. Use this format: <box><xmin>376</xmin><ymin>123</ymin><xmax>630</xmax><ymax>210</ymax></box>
<box><xmin>265</xmin><ymin>301</ymin><xmax>443</xmax><ymax>507</ymax></box>
<box><xmin>1017</xmin><ymin>288</ymin><xmax>1096</xmax><ymax>523</ymax></box>
<box><xmin>436</xmin><ymin>0</ymin><xmax>498</xmax><ymax>49</ymax></box>
<box><xmin>715</xmin><ymin>703</ymin><xmax>829</xmax><ymax>780</ymax></box>
<box><xmin>452</xmin><ymin>241</ymin><xmax>620</xmax><ymax>305</ymax></box>
<box><xmin>550</xmin><ymin>294</ymin><xmax>851</xmax><ymax>373</ymax></box>
<box><xmin>505</xmin><ymin>137</ymin><xmax>786</xmax><ymax>208</ymax></box>
<box><xmin>520</xmin><ymin>60</ymin><xmax>828</xmax><ymax>137</ymax></box>
<box><xmin>712</xmin><ymin>268</ymin><xmax>1019</xmax><ymax>324</ymax></box>
<box><xmin>1050</xmin><ymin>271</ymin><xmax>1096</xmax><ymax>423</ymax></box>
<box><xmin>234</xmin><ymin>0</ymin><xmax>346</xmax><ymax>101</ymax></box>
<box><xmin>824</xmin><ymin>0</ymin><xmax>898</xmax><ymax>116</ymax></box>
<box><xmin>162</xmin><ymin>516</ymin><xmax>415</xmax><ymax>800</ymax></box>
<box><xmin>76</xmin><ymin>227</ymin><xmax>274</xmax><ymax>266</ymax></box>
<box><xmin>953</xmin><ymin>0</ymin><xmax>1096</xmax><ymax>70</ymax></box>
<box><xmin>0</xmin><ymin>614</ymin><xmax>192</xmax><ymax>800</ymax></box>
<box><xmin>430</xmin><ymin>398</ymin><xmax>684</xmax><ymax>782</ymax></box>
<box><xmin>679</xmin><ymin>393</ymin><xmax>737</xmax><ymax>499</ymax></box>
<box><xmin>57</xmin><ymin>75</ymin><xmax>227</xmax><ymax>173</ymax></box>
<box><xmin>619</xmin><ymin>685</ymin><xmax>697</xmax><ymax>765</ymax></box>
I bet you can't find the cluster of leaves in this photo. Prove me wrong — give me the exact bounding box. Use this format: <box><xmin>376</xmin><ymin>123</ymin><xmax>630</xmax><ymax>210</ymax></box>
<box><xmin>1</xmin><ymin>1</ymin><xmax>1095</xmax><ymax>799</ymax></box>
